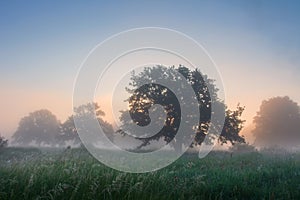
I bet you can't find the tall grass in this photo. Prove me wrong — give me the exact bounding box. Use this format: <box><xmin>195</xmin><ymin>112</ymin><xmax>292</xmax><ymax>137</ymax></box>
<box><xmin>0</xmin><ymin>148</ymin><xmax>299</xmax><ymax>199</ymax></box>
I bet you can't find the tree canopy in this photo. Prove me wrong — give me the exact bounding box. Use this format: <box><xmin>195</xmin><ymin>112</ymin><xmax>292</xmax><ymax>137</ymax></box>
<box><xmin>253</xmin><ymin>96</ymin><xmax>300</xmax><ymax>148</ymax></box>
<box><xmin>58</xmin><ymin>102</ymin><xmax>114</xmax><ymax>147</ymax></box>
<box><xmin>0</xmin><ymin>134</ymin><xmax>8</xmax><ymax>149</ymax></box>
<box><xmin>118</xmin><ymin>65</ymin><xmax>245</xmax><ymax>151</ymax></box>
<box><xmin>12</xmin><ymin>109</ymin><xmax>60</xmax><ymax>146</ymax></box>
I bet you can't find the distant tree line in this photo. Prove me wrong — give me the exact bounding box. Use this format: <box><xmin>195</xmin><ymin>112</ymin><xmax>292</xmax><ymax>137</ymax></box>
<box><xmin>9</xmin><ymin>65</ymin><xmax>248</xmax><ymax>149</ymax></box>
<box><xmin>12</xmin><ymin>103</ymin><xmax>114</xmax><ymax>147</ymax></box>
<box><xmin>10</xmin><ymin>65</ymin><xmax>299</xmax><ymax>150</ymax></box>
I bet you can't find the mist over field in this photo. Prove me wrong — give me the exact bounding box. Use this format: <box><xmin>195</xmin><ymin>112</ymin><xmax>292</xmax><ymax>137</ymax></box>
<box><xmin>1</xmin><ymin>1</ymin><xmax>300</xmax><ymax>199</ymax></box>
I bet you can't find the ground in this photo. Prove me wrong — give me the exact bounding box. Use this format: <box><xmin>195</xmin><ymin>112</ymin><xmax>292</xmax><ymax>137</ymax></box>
<box><xmin>0</xmin><ymin>147</ymin><xmax>299</xmax><ymax>200</ymax></box>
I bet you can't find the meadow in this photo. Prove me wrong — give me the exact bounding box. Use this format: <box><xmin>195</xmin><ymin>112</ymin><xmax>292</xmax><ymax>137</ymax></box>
<box><xmin>0</xmin><ymin>147</ymin><xmax>299</xmax><ymax>200</ymax></box>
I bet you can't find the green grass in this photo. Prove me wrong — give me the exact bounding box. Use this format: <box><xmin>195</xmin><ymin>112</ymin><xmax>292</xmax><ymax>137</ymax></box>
<box><xmin>0</xmin><ymin>147</ymin><xmax>300</xmax><ymax>200</ymax></box>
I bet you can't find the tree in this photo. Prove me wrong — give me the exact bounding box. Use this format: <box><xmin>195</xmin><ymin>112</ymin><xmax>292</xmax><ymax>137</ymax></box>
<box><xmin>57</xmin><ymin>116</ymin><xmax>80</xmax><ymax>146</ymax></box>
<box><xmin>0</xmin><ymin>134</ymin><xmax>8</xmax><ymax>149</ymax></box>
<box><xmin>118</xmin><ymin>65</ymin><xmax>245</xmax><ymax>151</ymax></box>
<box><xmin>12</xmin><ymin>109</ymin><xmax>60</xmax><ymax>146</ymax></box>
<box><xmin>58</xmin><ymin>103</ymin><xmax>114</xmax><ymax>146</ymax></box>
<box><xmin>218</xmin><ymin>105</ymin><xmax>246</xmax><ymax>145</ymax></box>
<box><xmin>253</xmin><ymin>96</ymin><xmax>300</xmax><ymax>148</ymax></box>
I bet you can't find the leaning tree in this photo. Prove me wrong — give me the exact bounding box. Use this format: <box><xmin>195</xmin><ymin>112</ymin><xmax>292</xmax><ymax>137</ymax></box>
<box><xmin>118</xmin><ymin>65</ymin><xmax>245</xmax><ymax>151</ymax></box>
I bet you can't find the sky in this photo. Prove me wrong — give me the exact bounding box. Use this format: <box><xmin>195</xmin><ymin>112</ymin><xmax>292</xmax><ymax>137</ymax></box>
<box><xmin>1</xmin><ymin>0</ymin><xmax>300</xmax><ymax>141</ymax></box>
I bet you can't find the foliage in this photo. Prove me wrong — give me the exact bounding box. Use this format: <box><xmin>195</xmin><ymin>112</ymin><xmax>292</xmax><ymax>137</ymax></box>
<box><xmin>0</xmin><ymin>135</ymin><xmax>8</xmax><ymax>149</ymax></box>
<box><xmin>218</xmin><ymin>105</ymin><xmax>246</xmax><ymax>145</ymax></box>
<box><xmin>119</xmin><ymin>65</ymin><xmax>245</xmax><ymax>150</ymax></box>
<box><xmin>0</xmin><ymin>148</ymin><xmax>300</xmax><ymax>200</ymax></box>
<box><xmin>58</xmin><ymin>116</ymin><xmax>80</xmax><ymax>146</ymax></box>
<box><xmin>253</xmin><ymin>96</ymin><xmax>300</xmax><ymax>148</ymax></box>
<box><xmin>58</xmin><ymin>102</ymin><xmax>114</xmax><ymax>146</ymax></box>
<box><xmin>11</xmin><ymin>103</ymin><xmax>114</xmax><ymax>147</ymax></box>
<box><xmin>12</xmin><ymin>109</ymin><xmax>60</xmax><ymax>147</ymax></box>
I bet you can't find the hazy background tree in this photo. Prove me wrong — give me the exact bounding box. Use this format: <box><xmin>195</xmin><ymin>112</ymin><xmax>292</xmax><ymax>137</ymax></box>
<box><xmin>12</xmin><ymin>109</ymin><xmax>60</xmax><ymax>146</ymax></box>
<box><xmin>58</xmin><ymin>102</ymin><xmax>114</xmax><ymax>147</ymax></box>
<box><xmin>11</xmin><ymin>103</ymin><xmax>114</xmax><ymax>148</ymax></box>
<box><xmin>57</xmin><ymin>116</ymin><xmax>80</xmax><ymax>146</ymax></box>
<box><xmin>253</xmin><ymin>96</ymin><xmax>300</xmax><ymax>148</ymax></box>
<box><xmin>119</xmin><ymin>65</ymin><xmax>245</xmax><ymax>151</ymax></box>
<box><xmin>0</xmin><ymin>134</ymin><xmax>8</xmax><ymax>149</ymax></box>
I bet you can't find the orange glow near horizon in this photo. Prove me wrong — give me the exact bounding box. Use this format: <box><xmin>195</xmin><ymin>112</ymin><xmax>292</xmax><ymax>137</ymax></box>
<box><xmin>2</xmin><ymin>59</ymin><xmax>300</xmax><ymax>145</ymax></box>
<box><xmin>1</xmin><ymin>80</ymin><xmax>298</xmax><ymax>145</ymax></box>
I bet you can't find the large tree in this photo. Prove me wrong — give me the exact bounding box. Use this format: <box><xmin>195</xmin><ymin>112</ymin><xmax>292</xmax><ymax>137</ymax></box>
<box><xmin>12</xmin><ymin>109</ymin><xmax>60</xmax><ymax>146</ymax></box>
<box><xmin>118</xmin><ymin>65</ymin><xmax>245</xmax><ymax>151</ymax></box>
<box><xmin>58</xmin><ymin>103</ymin><xmax>114</xmax><ymax>146</ymax></box>
<box><xmin>253</xmin><ymin>96</ymin><xmax>300</xmax><ymax>148</ymax></box>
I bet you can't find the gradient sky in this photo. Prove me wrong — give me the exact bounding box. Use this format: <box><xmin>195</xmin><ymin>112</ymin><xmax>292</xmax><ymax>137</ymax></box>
<box><xmin>1</xmin><ymin>1</ymin><xmax>300</xmax><ymax>141</ymax></box>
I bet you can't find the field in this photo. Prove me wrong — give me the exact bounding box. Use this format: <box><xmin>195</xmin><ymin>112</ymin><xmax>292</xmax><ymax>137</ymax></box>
<box><xmin>0</xmin><ymin>147</ymin><xmax>300</xmax><ymax>200</ymax></box>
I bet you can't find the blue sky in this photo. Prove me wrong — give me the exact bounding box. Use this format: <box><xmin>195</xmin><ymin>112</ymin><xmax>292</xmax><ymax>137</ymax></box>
<box><xmin>1</xmin><ymin>0</ymin><xmax>300</xmax><ymax>138</ymax></box>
